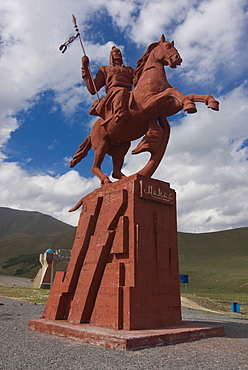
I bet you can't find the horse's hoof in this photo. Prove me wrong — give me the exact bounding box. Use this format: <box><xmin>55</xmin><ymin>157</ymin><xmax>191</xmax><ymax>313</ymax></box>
<box><xmin>183</xmin><ymin>102</ymin><xmax>197</xmax><ymax>114</ymax></box>
<box><xmin>101</xmin><ymin>179</ymin><xmax>112</xmax><ymax>186</ymax></box>
<box><xmin>208</xmin><ymin>100</ymin><xmax>219</xmax><ymax>111</ymax></box>
<box><xmin>112</xmin><ymin>172</ymin><xmax>126</xmax><ymax>180</ymax></box>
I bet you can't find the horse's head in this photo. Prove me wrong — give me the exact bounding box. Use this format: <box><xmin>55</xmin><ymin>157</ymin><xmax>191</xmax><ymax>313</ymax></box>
<box><xmin>154</xmin><ymin>35</ymin><xmax>182</xmax><ymax>68</ymax></box>
<box><xmin>133</xmin><ymin>35</ymin><xmax>183</xmax><ymax>86</ymax></box>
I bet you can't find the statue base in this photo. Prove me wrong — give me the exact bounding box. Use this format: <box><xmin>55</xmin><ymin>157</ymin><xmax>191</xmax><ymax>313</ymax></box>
<box><xmin>28</xmin><ymin>174</ymin><xmax>224</xmax><ymax>348</ymax></box>
<box><xmin>28</xmin><ymin>319</ymin><xmax>224</xmax><ymax>350</ymax></box>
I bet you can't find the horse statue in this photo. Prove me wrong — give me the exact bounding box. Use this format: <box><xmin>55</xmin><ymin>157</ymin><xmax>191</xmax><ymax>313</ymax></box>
<box><xmin>70</xmin><ymin>35</ymin><xmax>219</xmax><ymax>185</ymax></box>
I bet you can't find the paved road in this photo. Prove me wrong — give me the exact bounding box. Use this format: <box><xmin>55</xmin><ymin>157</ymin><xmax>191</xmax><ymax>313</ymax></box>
<box><xmin>0</xmin><ymin>296</ymin><xmax>247</xmax><ymax>369</ymax></box>
<box><xmin>0</xmin><ymin>275</ymin><xmax>32</xmax><ymax>288</ymax></box>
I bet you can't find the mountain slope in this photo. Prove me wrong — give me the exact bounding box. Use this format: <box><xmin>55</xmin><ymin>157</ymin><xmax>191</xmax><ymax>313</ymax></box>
<box><xmin>0</xmin><ymin>207</ymin><xmax>247</xmax><ymax>294</ymax></box>
<box><xmin>0</xmin><ymin>207</ymin><xmax>74</xmax><ymax>238</ymax></box>
<box><xmin>0</xmin><ymin>207</ymin><xmax>76</xmax><ymax>278</ymax></box>
<box><xmin>178</xmin><ymin>227</ymin><xmax>248</xmax><ymax>294</ymax></box>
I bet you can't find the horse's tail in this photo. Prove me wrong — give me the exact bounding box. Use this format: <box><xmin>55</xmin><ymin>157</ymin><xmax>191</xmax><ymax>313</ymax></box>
<box><xmin>70</xmin><ymin>135</ymin><xmax>92</xmax><ymax>168</ymax></box>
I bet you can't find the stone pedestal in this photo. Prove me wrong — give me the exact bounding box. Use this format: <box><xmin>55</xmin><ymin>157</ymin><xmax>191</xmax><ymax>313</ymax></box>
<box><xmin>29</xmin><ymin>174</ymin><xmax>224</xmax><ymax>348</ymax></box>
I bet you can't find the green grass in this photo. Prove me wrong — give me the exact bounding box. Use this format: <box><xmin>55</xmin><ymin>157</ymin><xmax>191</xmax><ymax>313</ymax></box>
<box><xmin>0</xmin><ymin>286</ymin><xmax>50</xmax><ymax>304</ymax></box>
<box><xmin>182</xmin><ymin>292</ymin><xmax>248</xmax><ymax>316</ymax></box>
<box><xmin>178</xmin><ymin>227</ymin><xmax>248</xmax><ymax>295</ymax></box>
<box><xmin>1</xmin><ymin>285</ymin><xmax>247</xmax><ymax>317</ymax></box>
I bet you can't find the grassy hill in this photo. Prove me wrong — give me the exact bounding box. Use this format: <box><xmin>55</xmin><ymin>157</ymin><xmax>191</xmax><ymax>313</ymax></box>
<box><xmin>0</xmin><ymin>207</ymin><xmax>247</xmax><ymax>296</ymax></box>
<box><xmin>0</xmin><ymin>207</ymin><xmax>76</xmax><ymax>278</ymax></box>
<box><xmin>0</xmin><ymin>207</ymin><xmax>74</xmax><ymax>238</ymax></box>
<box><xmin>178</xmin><ymin>228</ymin><xmax>248</xmax><ymax>296</ymax></box>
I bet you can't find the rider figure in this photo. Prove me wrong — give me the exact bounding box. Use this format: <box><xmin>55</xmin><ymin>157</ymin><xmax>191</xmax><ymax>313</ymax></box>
<box><xmin>81</xmin><ymin>46</ymin><xmax>134</xmax><ymax>123</ymax></box>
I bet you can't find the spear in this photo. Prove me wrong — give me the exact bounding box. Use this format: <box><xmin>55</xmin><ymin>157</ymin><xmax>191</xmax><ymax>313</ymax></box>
<box><xmin>71</xmin><ymin>14</ymin><xmax>100</xmax><ymax>100</ymax></box>
<box><xmin>71</xmin><ymin>14</ymin><xmax>86</xmax><ymax>55</ymax></box>
<box><xmin>59</xmin><ymin>14</ymin><xmax>100</xmax><ymax>100</ymax></box>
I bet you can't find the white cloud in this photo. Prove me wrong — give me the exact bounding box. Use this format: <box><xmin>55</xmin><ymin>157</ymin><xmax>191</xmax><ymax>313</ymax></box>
<box><xmin>0</xmin><ymin>1</ymin><xmax>116</xmax><ymax>143</ymax></box>
<box><xmin>101</xmin><ymin>0</ymin><xmax>136</xmax><ymax>30</ymax></box>
<box><xmin>128</xmin><ymin>0</ymin><xmax>192</xmax><ymax>45</ymax></box>
<box><xmin>174</xmin><ymin>0</ymin><xmax>248</xmax><ymax>84</ymax></box>
<box><xmin>0</xmin><ymin>0</ymin><xmax>247</xmax><ymax>233</ymax></box>
<box><xmin>0</xmin><ymin>113</ymin><xmax>19</xmax><ymax>147</ymax></box>
<box><xmin>0</xmin><ymin>158</ymin><xmax>99</xmax><ymax>226</ymax></box>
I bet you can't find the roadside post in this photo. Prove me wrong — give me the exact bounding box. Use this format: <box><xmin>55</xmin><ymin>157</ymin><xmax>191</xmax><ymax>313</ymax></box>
<box><xmin>231</xmin><ymin>302</ymin><xmax>241</xmax><ymax>313</ymax></box>
<box><xmin>180</xmin><ymin>274</ymin><xmax>189</xmax><ymax>296</ymax></box>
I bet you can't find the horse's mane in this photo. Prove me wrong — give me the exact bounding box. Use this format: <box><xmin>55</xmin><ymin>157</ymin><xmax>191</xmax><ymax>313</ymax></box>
<box><xmin>133</xmin><ymin>42</ymin><xmax>159</xmax><ymax>87</ymax></box>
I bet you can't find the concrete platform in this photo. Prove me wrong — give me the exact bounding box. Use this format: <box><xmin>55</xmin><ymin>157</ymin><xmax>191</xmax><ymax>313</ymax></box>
<box><xmin>28</xmin><ymin>319</ymin><xmax>224</xmax><ymax>350</ymax></box>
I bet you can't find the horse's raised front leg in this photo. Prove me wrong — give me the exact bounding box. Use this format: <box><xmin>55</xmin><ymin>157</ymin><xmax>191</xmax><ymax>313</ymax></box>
<box><xmin>165</xmin><ymin>88</ymin><xmax>198</xmax><ymax>113</ymax></box>
<box><xmin>142</xmin><ymin>87</ymin><xmax>197</xmax><ymax>114</ymax></box>
<box><xmin>186</xmin><ymin>94</ymin><xmax>219</xmax><ymax>111</ymax></box>
<box><xmin>109</xmin><ymin>141</ymin><xmax>131</xmax><ymax>179</ymax></box>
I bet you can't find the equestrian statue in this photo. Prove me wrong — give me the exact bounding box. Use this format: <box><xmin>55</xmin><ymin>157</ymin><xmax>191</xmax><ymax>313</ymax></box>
<box><xmin>68</xmin><ymin>33</ymin><xmax>219</xmax><ymax>185</ymax></box>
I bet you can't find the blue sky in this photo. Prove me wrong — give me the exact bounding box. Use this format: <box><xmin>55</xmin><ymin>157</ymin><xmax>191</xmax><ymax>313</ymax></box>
<box><xmin>0</xmin><ymin>0</ymin><xmax>247</xmax><ymax>232</ymax></box>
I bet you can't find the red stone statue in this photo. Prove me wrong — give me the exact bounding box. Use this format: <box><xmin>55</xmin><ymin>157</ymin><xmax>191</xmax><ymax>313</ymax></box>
<box><xmin>70</xmin><ymin>35</ymin><xmax>219</xmax><ymax>184</ymax></box>
<box><xmin>28</xmin><ymin>31</ymin><xmax>224</xmax><ymax>348</ymax></box>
